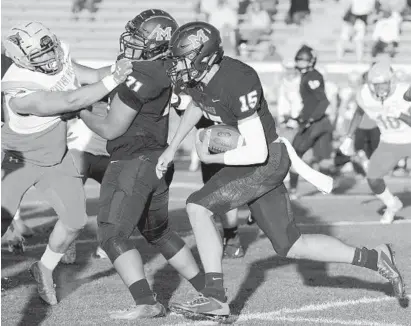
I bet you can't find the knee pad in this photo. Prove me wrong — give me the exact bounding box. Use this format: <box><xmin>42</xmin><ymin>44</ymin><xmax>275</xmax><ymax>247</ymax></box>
<box><xmin>99</xmin><ymin>226</ymin><xmax>135</xmax><ymax>262</ymax></box>
<box><xmin>142</xmin><ymin>222</ymin><xmax>185</xmax><ymax>260</ymax></box>
<box><xmin>367</xmin><ymin>178</ymin><xmax>385</xmax><ymax>194</ymax></box>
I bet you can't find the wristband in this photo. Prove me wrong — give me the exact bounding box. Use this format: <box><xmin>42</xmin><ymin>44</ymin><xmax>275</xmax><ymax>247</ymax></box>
<box><xmin>102</xmin><ymin>75</ymin><xmax>119</xmax><ymax>92</ymax></box>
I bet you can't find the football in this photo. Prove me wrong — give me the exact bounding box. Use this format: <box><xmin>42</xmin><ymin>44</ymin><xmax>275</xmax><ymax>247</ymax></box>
<box><xmin>198</xmin><ymin>124</ymin><xmax>245</xmax><ymax>153</ymax></box>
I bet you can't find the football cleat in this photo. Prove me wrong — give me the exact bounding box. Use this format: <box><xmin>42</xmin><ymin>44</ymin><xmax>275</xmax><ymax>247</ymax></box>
<box><xmin>29</xmin><ymin>262</ymin><xmax>57</xmax><ymax>305</ymax></box>
<box><xmin>169</xmin><ymin>294</ymin><xmax>230</xmax><ymax>321</ymax></box>
<box><xmin>223</xmin><ymin>235</ymin><xmax>245</xmax><ymax>259</ymax></box>
<box><xmin>4</xmin><ymin>227</ymin><xmax>26</xmax><ymax>254</ymax></box>
<box><xmin>380</xmin><ymin>197</ymin><xmax>403</xmax><ymax>224</ymax></box>
<box><xmin>109</xmin><ymin>302</ymin><xmax>166</xmax><ymax>320</ymax></box>
<box><xmin>374</xmin><ymin>244</ymin><xmax>406</xmax><ymax>299</ymax></box>
<box><xmin>60</xmin><ymin>242</ymin><xmax>76</xmax><ymax>264</ymax></box>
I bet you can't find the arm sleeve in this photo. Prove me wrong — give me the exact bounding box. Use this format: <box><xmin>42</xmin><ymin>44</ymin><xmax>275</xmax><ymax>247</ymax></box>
<box><xmin>223</xmin><ymin>116</ymin><xmax>268</xmax><ymax>165</ymax></box>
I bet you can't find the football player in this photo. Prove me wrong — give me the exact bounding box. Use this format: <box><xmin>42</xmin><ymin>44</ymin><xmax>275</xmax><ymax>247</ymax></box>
<box><xmin>289</xmin><ymin>45</ymin><xmax>334</xmax><ymax>200</ymax></box>
<box><xmin>1</xmin><ymin>21</ymin><xmax>132</xmax><ymax>305</ymax></box>
<box><xmin>78</xmin><ymin>10</ymin><xmax>205</xmax><ymax>320</ymax></box>
<box><xmin>171</xmin><ymin>91</ymin><xmax>245</xmax><ymax>258</ymax></box>
<box><xmin>156</xmin><ymin>22</ymin><xmax>406</xmax><ymax>320</ymax></box>
<box><xmin>340</xmin><ymin>61</ymin><xmax>411</xmax><ymax>223</ymax></box>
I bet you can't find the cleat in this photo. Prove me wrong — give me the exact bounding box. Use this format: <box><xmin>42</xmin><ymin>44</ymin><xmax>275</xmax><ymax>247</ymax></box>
<box><xmin>223</xmin><ymin>235</ymin><xmax>245</xmax><ymax>259</ymax></box>
<box><xmin>109</xmin><ymin>302</ymin><xmax>166</xmax><ymax>320</ymax></box>
<box><xmin>60</xmin><ymin>242</ymin><xmax>76</xmax><ymax>264</ymax></box>
<box><xmin>93</xmin><ymin>246</ymin><xmax>109</xmax><ymax>259</ymax></box>
<box><xmin>29</xmin><ymin>262</ymin><xmax>57</xmax><ymax>305</ymax></box>
<box><xmin>6</xmin><ymin>232</ymin><xmax>26</xmax><ymax>255</ymax></box>
<box><xmin>374</xmin><ymin>244</ymin><xmax>406</xmax><ymax>299</ymax></box>
<box><xmin>380</xmin><ymin>197</ymin><xmax>403</xmax><ymax>224</ymax></box>
<box><xmin>246</xmin><ymin>213</ymin><xmax>255</xmax><ymax>226</ymax></box>
<box><xmin>169</xmin><ymin>294</ymin><xmax>230</xmax><ymax>320</ymax></box>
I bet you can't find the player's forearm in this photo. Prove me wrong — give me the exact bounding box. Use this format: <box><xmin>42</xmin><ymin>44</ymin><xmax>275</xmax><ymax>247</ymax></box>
<box><xmin>309</xmin><ymin>99</ymin><xmax>330</xmax><ymax>121</ymax></box>
<box><xmin>79</xmin><ymin>109</ymin><xmax>114</xmax><ymax>140</ymax></box>
<box><xmin>169</xmin><ymin>104</ymin><xmax>203</xmax><ymax>151</ymax></box>
<box><xmin>346</xmin><ymin>107</ymin><xmax>364</xmax><ymax>138</ymax></box>
<box><xmin>398</xmin><ymin>113</ymin><xmax>411</xmax><ymax>127</ymax></box>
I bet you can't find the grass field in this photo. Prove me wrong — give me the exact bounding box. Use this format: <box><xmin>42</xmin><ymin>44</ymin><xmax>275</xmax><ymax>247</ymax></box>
<box><xmin>1</xmin><ymin>160</ymin><xmax>411</xmax><ymax>326</ymax></box>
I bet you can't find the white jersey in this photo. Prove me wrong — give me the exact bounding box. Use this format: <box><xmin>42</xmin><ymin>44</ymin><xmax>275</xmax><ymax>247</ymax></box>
<box><xmin>67</xmin><ymin>102</ymin><xmax>109</xmax><ymax>157</ymax></box>
<box><xmin>356</xmin><ymin>83</ymin><xmax>411</xmax><ymax>144</ymax></box>
<box><xmin>1</xmin><ymin>42</ymin><xmax>81</xmax><ymax>166</ymax></box>
<box><xmin>277</xmin><ymin>76</ymin><xmax>302</xmax><ymax>121</ymax></box>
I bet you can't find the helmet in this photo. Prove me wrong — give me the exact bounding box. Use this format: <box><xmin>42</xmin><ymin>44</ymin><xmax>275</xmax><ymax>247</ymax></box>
<box><xmin>167</xmin><ymin>21</ymin><xmax>224</xmax><ymax>88</ymax></box>
<box><xmin>294</xmin><ymin>44</ymin><xmax>317</xmax><ymax>73</ymax></box>
<box><xmin>367</xmin><ymin>61</ymin><xmax>395</xmax><ymax>102</ymax></box>
<box><xmin>120</xmin><ymin>9</ymin><xmax>178</xmax><ymax>60</ymax></box>
<box><xmin>3</xmin><ymin>22</ymin><xmax>64</xmax><ymax>74</ymax></box>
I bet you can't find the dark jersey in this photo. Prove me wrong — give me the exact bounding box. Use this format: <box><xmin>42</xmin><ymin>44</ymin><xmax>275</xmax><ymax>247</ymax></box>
<box><xmin>299</xmin><ymin>69</ymin><xmax>330</xmax><ymax>122</ymax></box>
<box><xmin>107</xmin><ymin>60</ymin><xmax>172</xmax><ymax>159</ymax></box>
<box><xmin>183</xmin><ymin>56</ymin><xmax>278</xmax><ymax>143</ymax></box>
<box><xmin>1</xmin><ymin>54</ymin><xmax>13</xmax><ymax>123</ymax></box>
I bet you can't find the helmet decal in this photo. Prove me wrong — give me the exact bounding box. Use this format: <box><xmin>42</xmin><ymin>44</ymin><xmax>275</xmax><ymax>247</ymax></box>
<box><xmin>148</xmin><ymin>24</ymin><xmax>173</xmax><ymax>42</ymax></box>
<box><xmin>188</xmin><ymin>29</ymin><xmax>210</xmax><ymax>48</ymax></box>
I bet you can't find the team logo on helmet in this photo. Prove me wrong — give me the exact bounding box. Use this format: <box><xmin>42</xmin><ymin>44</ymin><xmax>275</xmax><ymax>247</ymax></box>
<box><xmin>148</xmin><ymin>24</ymin><xmax>172</xmax><ymax>41</ymax></box>
<box><xmin>188</xmin><ymin>29</ymin><xmax>209</xmax><ymax>48</ymax></box>
<box><xmin>7</xmin><ymin>32</ymin><xmax>22</xmax><ymax>46</ymax></box>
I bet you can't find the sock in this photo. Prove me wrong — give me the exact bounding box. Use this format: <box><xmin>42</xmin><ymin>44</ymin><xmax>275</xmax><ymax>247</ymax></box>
<box><xmin>223</xmin><ymin>227</ymin><xmax>238</xmax><ymax>240</ymax></box>
<box><xmin>352</xmin><ymin>247</ymin><xmax>378</xmax><ymax>271</ymax></box>
<box><xmin>201</xmin><ymin>273</ymin><xmax>226</xmax><ymax>302</ymax></box>
<box><xmin>188</xmin><ymin>271</ymin><xmax>205</xmax><ymax>292</ymax></box>
<box><xmin>376</xmin><ymin>188</ymin><xmax>396</xmax><ymax>207</ymax></box>
<box><xmin>40</xmin><ymin>245</ymin><xmax>65</xmax><ymax>271</ymax></box>
<box><xmin>129</xmin><ymin>279</ymin><xmax>156</xmax><ymax>306</ymax></box>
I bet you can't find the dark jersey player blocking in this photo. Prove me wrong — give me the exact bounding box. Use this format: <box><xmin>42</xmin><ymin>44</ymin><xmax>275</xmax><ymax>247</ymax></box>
<box><xmin>289</xmin><ymin>45</ymin><xmax>334</xmax><ymax>197</ymax></box>
<box><xmin>156</xmin><ymin>22</ymin><xmax>406</xmax><ymax>320</ymax></box>
<box><xmin>79</xmin><ymin>10</ymin><xmax>204</xmax><ymax>321</ymax></box>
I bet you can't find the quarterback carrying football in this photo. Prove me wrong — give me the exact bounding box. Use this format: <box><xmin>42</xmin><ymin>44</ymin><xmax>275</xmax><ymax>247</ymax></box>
<box><xmin>340</xmin><ymin>61</ymin><xmax>411</xmax><ymax>223</ymax></box>
<box><xmin>156</xmin><ymin>22</ymin><xmax>406</xmax><ymax>320</ymax></box>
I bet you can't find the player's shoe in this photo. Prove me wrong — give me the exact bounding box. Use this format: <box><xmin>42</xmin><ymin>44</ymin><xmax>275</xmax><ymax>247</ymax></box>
<box><xmin>169</xmin><ymin>294</ymin><xmax>230</xmax><ymax>321</ymax></box>
<box><xmin>3</xmin><ymin>227</ymin><xmax>26</xmax><ymax>254</ymax></box>
<box><xmin>374</xmin><ymin>244</ymin><xmax>406</xmax><ymax>299</ymax></box>
<box><xmin>380</xmin><ymin>197</ymin><xmax>403</xmax><ymax>224</ymax></box>
<box><xmin>29</xmin><ymin>262</ymin><xmax>57</xmax><ymax>305</ymax></box>
<box><xmin>223</xmin><ymin>235</ymin><xmax>244</xmax><ymax>259</ymax></box>
<box><xmin>109</xmin><ymin>302</ymin><xmax>166</xmax><ymax>320</ymax></box>
<box><xmin>60</xmin><ymin>242</ymin><xmax>76</xmax><ymax>264</ymax></box>
<box><xmin>93</xmin><ymin>246</ymin><xmax>109</xmax><ymax>259</ymax></box>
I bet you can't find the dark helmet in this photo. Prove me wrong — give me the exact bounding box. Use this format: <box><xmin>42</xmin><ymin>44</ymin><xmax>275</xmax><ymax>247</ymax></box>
<box><xmin>120</xmin><ymin>9</ymin><xmax>178</xmax><ymax>60</ymax></box>
<box><xmin>294</xmin><ymin>44</ymin><xmax>317</xmax><ymax>73</ymax></box>
<box><xmin>167</xmin><ymin>21</ymin><xmax>224</xmax><ymax>88</ymax></box>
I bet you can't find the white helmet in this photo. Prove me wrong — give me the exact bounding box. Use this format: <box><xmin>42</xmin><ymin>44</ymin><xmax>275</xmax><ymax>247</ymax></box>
<box><xmin>3</xmin><ymin>21</ymin><xmax>64</xmax><ymax>74</ymax></box>
<box><xmin>367</xmin><ymin>60</ymin><xmax>395</xmax><ymax>102</ymax></box>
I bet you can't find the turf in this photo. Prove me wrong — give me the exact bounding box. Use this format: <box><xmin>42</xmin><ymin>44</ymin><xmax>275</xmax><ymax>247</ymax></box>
<box><xmin>2</xmin><ymin>161</ymin><xmax>411</xmax><ymax>326</ymax></box>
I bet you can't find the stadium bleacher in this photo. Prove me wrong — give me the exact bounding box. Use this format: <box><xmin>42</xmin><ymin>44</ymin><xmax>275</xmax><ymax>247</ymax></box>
<box><xmin>2</xmin><ymin>0</ymin><xmax>411</xmax><ymax>64</ymax></box>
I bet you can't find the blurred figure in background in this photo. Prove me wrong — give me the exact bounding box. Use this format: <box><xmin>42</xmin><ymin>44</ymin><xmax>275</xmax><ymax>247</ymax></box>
<box><xmin>71</xmin><ymin>0</ymin><xmax>100</xmax><ymax>21</ymax></box>
<box><xmin>286</xmin><ymin>0</ymin><xmax>310</xmax><ymax>25</ymax></box>
<box><xmin>336</xmin><ymin>0</ymin><xmax>377</xmax><ymax>62</ymax></box>
<box><xmin>371</xmin><ymin>8</ymin><xmax>402</xmax><ymax>58</ymax></box>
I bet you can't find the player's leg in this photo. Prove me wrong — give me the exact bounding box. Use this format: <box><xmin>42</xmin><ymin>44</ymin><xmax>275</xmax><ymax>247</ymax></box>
<box><xmin>30</xmin><ymin>153</ymin><xmax>88</xmax><ymax>305</ymax></box>
<box><xmin>201</xmin><ymin>162</ymin><xmax>244</xmax><ymax>258</ymax></box>
<box><xmin>97</xmin><ymin>155</ymin><xmax>165</xmax><ymax>320</ymax></box>
<box><xmin>138</xmin><ymin>165</ymin><xmax>205</xmax><ymax>293</ymax></box>
<box><xmin>367</xmin><ymin>142</ymin><xmax>407</xmax><ymax>224</ymax></box>
<box><xmin>1</xmin><ymin>152</ymin><xmax>39</xmax><ymax>249</ymax></box>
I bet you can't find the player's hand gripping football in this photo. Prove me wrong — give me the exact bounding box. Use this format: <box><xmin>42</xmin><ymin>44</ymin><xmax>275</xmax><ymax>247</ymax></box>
<box><xmin>195</xmin><ymin>128</ymin><xmax>214</xmax><ymax>164</ymax></box>
<box><xmin>112</xmin><ymin>58</ymin><xmax>133</xmax><ymax>84</ymax></box>
<box><xmin>156</xmin><ymin>147</ymin><xmax>175</xmax><ymax>179</ymax></box>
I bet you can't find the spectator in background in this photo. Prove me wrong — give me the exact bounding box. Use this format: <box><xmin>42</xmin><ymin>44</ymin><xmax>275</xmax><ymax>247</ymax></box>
<box><xmin>336</xmin><ymin>0</ymin><xmax>377</xmax><ymax>62</ymax></box>
<box><xmin>239</xmin><ymin>0</ymin><xmax>272</xmax><ymax>58</ymax></box>
<box><xmin>208</xmin><ymin>0</ymin><xmax>240</xmax><ymax>56</ymax></box>
<box><xmin>371</xmin><ymin>8</ymin><xmax>402</xmax><ymax>58</ymax></box>
<box><xmin>71</xmin><ymin>0</ymin><xmax>100</xmax><ymax>21</ymax></box>
<box><xmin>285</xmin><ymin>0</ymin><xmax>310</xmax><ymax>25</ymax></box>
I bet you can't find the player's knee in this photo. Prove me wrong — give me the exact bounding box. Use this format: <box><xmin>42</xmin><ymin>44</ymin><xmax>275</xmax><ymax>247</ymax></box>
<box><xmin>186</xmin><ymin>202</ymin><xmax>212</xmax><ymax>221</ymax></box>
<box><xmin>366</xmin><ymin>177</ymin><xmax>385</xmax><ymax>194</ymax></box>
<box><xmin>99</xmin><ymin>225</ymin><xmax>135</xmax><ymax>262</ymax></box>
<box><xmin>143</xmin><ymin>224</ymin><xmax>185</xmax><ymax>260</ymax></box>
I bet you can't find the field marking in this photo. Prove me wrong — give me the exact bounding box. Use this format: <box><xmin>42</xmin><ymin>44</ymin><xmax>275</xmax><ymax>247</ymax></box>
<box><xmin>167</xmin><ymin>295</ymin><xmax>409</xmax><ymax>326</ymax></box>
